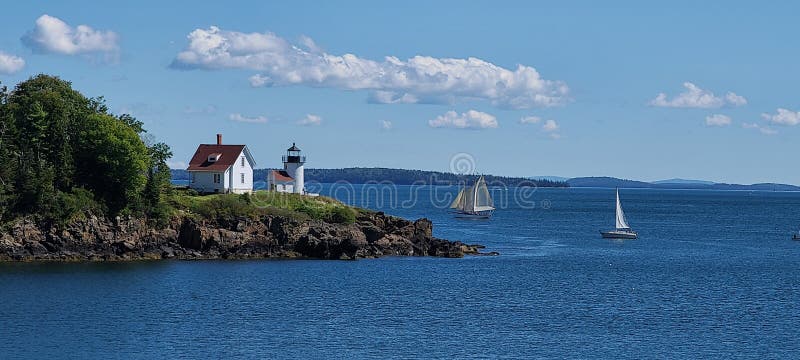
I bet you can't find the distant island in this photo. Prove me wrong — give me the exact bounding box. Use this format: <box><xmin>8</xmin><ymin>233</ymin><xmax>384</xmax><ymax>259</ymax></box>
<box><xmin>566</xmin><ymin>177</ymin><xmax>800</xmax><ymax>191</ymax></box>
<box><xmin>0</xmin><ymin>75</ymin><xmax>486</xmax><ymax>261</ymax></box>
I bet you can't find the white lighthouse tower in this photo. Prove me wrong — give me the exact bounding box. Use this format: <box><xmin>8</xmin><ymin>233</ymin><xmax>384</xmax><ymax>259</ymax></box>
<box><xmin>283</xmin><ymin>143</ymin><xmax>305</xmax><ymax>194</ymax></box>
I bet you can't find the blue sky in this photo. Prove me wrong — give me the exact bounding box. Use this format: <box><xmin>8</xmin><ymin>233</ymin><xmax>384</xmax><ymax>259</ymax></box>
<box><xmin>0</xmin><ymin>0</ymin><xmax>798</xmax><ymax>184</ymax></box>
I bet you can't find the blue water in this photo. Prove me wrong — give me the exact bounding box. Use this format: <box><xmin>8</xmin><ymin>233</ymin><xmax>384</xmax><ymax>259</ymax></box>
<box><xmin>2</xmin><ymin>186</ymin><xmax>800</xmax><ymax>359</ymax></box>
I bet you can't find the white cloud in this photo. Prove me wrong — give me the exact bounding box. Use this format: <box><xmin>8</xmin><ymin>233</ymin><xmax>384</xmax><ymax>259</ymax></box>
<box><xmin>520</xmin><ymin>116</ymin><xmax>560</xmax><ymax>137</ymax></box>
<box><xmin>22</xmin><ymin>14</ymin><xmax>119</xmax><ymax>56</ymax></box>
<box><xmin>297</xmin><ymin>114</ymin><xmax>322</xmax><ymax>126</ymax></box>
<box><xmin>519</xmin><ymin>116</ymin><xmax>541</xmax><ymax>124</ymax></box>
<box><xmin>380</xmin><ymin>120</ymin><xmax>392</xmax><ymax>130</ymax></box>
<box><xmin>171</xmin><ymin>26</ymin><xmax>569</xmax><ymax>109</ymax></box>
<box><xmin>0</xmin><ymin>52</ymin><xmax>25</xmax><ymax>74</ymax></box>
<box><xmin>229</xmin><ymin>113</ymin><xmax>268</xmax><ymax>124</ymax></box>
<box><xmin>725</xmin><ymin>92</ymin><xmax>747</xmax><ymax>106</ymax></box>
<box><xmin>541</xmin><ymin>119</ymin><xmax>562</xmax><ymax>139</ymax></box>
<box><xmin>248</xmin><ymin>74</ymin><xmax>271</xmax><ymax>87</ymax></box>
<box><xmin>742</xmin><ymin>122</ymin><xmax>778</xmax><ymax>135</ymax></box>
<box><xmin>761</xmin><ymin>108</ymin><xmax>800</xmax><ymax>126</ymax></box>
<box><xmin>649</xmin><ymin>82</ymin><xmax>746</xmax><ymax>108</ymax></box>
<box><xmin>428</xmin><ymin>110</ymin><xmax>498</xmax><ymax>129</ymax></box>
<box><xmin>541</xmin><ymin>119</ymin><xmax>559</xmax><ymax>132</ymax></box>
<box><xmin>705</xmin><ymin>114</ymin><xmax>732</xmax><ymax>127</ymax></box>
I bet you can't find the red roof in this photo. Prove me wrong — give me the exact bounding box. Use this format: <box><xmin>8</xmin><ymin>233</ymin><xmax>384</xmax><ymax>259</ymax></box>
<box><xmin>271</xmin><ymin>170</ymin><xmax>294</xmax><ymax>182</ymax></box>
<box><xmin>187</xmin><ymin>144</ymin><xmax>246</xmax><ymax>171</ymax></box>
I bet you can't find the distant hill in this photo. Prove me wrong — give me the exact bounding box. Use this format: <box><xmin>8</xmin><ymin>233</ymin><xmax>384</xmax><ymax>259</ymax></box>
<box><xmin>172</xmin><ymin>168</ymin><xmax>568</xmax><ymax>187</ymax></box>
<box><xmin>566</xmin><ymin>176</ymin><xmax>800</xmax><ymax>191</ymax></box>
<box><xmin>567</xmin><ymin>177</ymin><xmax>653</xmax><ymax>188</ymax></box>
<box><xmin>652</xmin><ymin>178</ymin><xmax>715</xmax><ymax>186</ymax></box>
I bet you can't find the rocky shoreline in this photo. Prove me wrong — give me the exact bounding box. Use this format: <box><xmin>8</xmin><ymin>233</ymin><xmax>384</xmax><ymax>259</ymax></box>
<box><xmin>0</xmin><ymin>211</ymin><xmax>495</xmax><ymax>262</ymax></box>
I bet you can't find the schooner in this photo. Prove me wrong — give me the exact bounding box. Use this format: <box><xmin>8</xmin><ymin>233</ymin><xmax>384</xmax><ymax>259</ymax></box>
<box><xmin>450</xmin><ymin>176</ymin><xmax>495</xmax><ymax>219</ymax></box>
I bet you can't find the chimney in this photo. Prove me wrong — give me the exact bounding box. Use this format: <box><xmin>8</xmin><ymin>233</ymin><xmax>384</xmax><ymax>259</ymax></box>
<box><xmin>216</xmin><ymin>133</ymin><xmax>222</xmax><ymax>145</ymax></box>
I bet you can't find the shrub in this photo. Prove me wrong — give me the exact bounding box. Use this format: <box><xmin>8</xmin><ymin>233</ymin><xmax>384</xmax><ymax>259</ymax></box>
<box><xmin>327</xmin><ymin>206</ymin><xmax>356</xmax><ymax>224</ymax></box>
<box><xmin>54</xmin><ymin>187</ymin><xmax>103</xmax><ymax>222</ymax></box>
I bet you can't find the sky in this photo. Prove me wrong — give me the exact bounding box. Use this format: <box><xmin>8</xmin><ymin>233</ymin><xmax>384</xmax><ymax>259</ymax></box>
<box><xmin>0</xmin><ymin>0</ymin><xmax>798</xmax><ymax>184</ymax></box>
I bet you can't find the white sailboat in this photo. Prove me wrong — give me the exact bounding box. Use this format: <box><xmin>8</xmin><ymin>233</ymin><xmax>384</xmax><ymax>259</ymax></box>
<box><xmin>451</xmin><ymin>176</ymin><xmax>495</xmax><ymax>219</ymax></box>
<box><xmin>600</xmin><ymin>189</ymin><xmax>637</xmax><ymax>239</ymax></box>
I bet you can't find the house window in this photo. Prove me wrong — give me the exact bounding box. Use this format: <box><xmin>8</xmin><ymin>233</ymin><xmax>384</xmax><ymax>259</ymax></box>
<box><xmin>214</xmin><ymin>173</ymin><xmax>220</xmax><ymax>184</ymax></box>
<box><xmin>241</xmin><ymin>157</ymin><xmax>245</xmax><ymax>167</ymax></box>
<box><xmin>240</xmin><ymin>173</ymin><xmax>245</xmax><ymax>184</ymax></box>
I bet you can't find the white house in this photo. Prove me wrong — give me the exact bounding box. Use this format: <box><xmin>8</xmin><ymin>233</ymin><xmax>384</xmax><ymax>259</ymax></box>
<box><xmin>266</xmin><ymin>143</ymin><xmax>306</xmax><ymax>194</ymax></box>
<box><xmin>187</xmin><ymin>134</ymin><xmax>256</xmax><ymax>194</ymax></box>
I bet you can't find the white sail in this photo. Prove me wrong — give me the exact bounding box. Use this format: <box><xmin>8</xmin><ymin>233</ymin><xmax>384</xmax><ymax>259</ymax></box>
<box><xmin>472</xmin><ymin>176</ymin><xmax>495</xmax><ymax>212</ymax></box>
<box><xmin>463</xmin><ymin>183</ymin><xmax>475</xmax><ymax>211</ymax></box>
<box><xmin>454</xmin><ymin>176</ymin><xmax>495</xmax><ymax>214</ymax></box>
<box><xmin>615</xmin><ymin>189</ymin><xmax>631</xmax><ymax>230</ymax></box>
<box><xmin>450</xmin><ymin>188</ymin><xmax>465</xmax><ymax>209</ymax></box>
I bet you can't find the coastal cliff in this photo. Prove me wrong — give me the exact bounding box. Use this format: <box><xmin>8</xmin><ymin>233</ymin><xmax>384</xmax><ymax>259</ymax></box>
<box><xmin>0</xmin><ymin>211</ymin><xmax>489</xmax><ymax>261</ymax></box>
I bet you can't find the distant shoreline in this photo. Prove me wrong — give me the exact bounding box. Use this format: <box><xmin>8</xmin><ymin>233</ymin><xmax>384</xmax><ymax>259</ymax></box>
<box><xmin>171</xmin><ymin>168</ymin><xmax>799</xmax><ymax>192</ymax></box>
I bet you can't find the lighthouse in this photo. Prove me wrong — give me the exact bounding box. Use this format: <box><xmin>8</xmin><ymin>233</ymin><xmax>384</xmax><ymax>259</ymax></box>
<box><xmin>283</xmin><ymin>143</ymin><xmax>305</xmax><ymax>194</ymax></box>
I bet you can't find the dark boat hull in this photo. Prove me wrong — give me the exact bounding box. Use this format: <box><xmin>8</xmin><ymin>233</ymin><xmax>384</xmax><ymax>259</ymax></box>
<box><xmin>600</xmin><ymin>230</ymin><xmax>638</xmax><ymax>239</ymax></box>
<box><xmin>453</xmin><ymin>210</ymin><xmax>493</xmax><ymax>219</ymax></box>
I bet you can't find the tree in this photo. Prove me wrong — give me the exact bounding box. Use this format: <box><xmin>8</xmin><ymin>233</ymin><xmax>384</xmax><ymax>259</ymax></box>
<box><xmin>143</xmin><ymin>141</ymin><xmax>173</xmax><ymax>219</ymax></box>
<box><xmin>74</xmin><ymin>113</ymin><xmax>150</xmax><ymax>214</ymax></box>
<box><xmin>0</xmin><ymin>83</ymin><xmax>15</xmax><ymax>221</ymax></box>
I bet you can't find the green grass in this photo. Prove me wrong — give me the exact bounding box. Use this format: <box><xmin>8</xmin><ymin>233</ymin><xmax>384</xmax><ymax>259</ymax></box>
<box><xmin>168</xmin><ymin>190</ymin><xmax>358</xmax><ymax>224</ymax></box>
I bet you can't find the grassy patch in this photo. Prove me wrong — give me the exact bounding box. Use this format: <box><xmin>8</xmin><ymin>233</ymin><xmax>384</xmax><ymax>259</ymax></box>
<box><xmin>167</xmin><ymin>190</ymin><xmax>358</xmax><ymax>224</ymax></box>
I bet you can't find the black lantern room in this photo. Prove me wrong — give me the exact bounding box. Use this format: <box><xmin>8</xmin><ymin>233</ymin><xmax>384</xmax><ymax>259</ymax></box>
<box><xmin>283</xmin><ymin>143</ymin><xmax>305</xmax><ymax>164</ymax></box>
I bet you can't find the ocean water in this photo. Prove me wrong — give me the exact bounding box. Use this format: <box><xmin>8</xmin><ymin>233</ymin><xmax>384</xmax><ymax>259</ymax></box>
<box><xmin>1</xmin><ymin>186</ymin><xmax>800</xmax><ymax>359</ymax></box>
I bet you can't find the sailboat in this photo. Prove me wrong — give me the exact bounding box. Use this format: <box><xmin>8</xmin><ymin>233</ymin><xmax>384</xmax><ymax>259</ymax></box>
<box><xmin>793</xmin><ymin>229</ymin><xmax>800</xmax><ymax>240</ymax></box>
<box><xmin>451</xmin><ymin>175</ymin><xmax>495</xmax><ymax>219</ymax></box>
<box><xmin>600</xmin><ymin>189</ymin><xmax>637</xmax><ymax>239</ymax></box>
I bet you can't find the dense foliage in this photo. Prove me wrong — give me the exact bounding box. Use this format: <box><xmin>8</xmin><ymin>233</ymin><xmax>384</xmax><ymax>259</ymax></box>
<box><xmin>0</xmin><ymin>75</ymin><xmax>173</xmax><ymax>223</ymax></box>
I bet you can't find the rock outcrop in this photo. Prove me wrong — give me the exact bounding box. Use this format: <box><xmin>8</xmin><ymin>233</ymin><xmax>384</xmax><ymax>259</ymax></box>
<box><xmin>0</xmin><ymin>211</ymin><xmax>492</xmax><ymax>261</ymax></box>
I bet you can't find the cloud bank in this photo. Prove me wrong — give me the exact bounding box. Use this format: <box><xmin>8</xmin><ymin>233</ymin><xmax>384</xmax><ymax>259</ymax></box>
<box><xmin>171</xmin><ymin>26</ymin><xmax>569</xmax><ymax>109</ymax></box>
<box><xmin>22</xmin><ymin>15</ymin><xmax>119</xmax><ymax>56</ymax></box>
<box><xmin>429</xmin><ymin>110</ymin><xmax>498</xmax><ymax>129</ymax></box>
<box><xmin>0</xmin><ymin>52</ymin><xmax>25</xmax><ymax>74</ymax></box>
<box><xmin>650</xmin><ymin>82</ymin><xmax>746</xmax><ymax>108</ymax></box>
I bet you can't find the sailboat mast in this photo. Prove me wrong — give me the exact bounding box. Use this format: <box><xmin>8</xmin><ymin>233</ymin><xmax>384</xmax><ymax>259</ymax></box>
<box><xmin>472</xmin><ymin>176</ymin><xmax>480</xmax><ymax>212</ymax></box>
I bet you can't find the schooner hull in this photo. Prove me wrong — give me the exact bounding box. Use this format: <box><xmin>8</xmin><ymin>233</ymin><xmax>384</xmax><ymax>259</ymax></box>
<box><xmin>453</xmin><ymin>210</ymin><xmax>493</xmax><ymax>219</ymax></box>
<box><xmin>600</xmin><ymin>230</ymin><xmax>638</xmax><ymax>239</ymax></box>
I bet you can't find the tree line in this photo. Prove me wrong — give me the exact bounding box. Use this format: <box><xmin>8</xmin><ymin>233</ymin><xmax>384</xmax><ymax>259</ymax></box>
<box><xmin>0</xmin><ymin>75</ymin><xmax>172</xmax><ymax>224</ymax></box>
<box><xmin>172</xmin><ymin>167</ymin><xmax>568</xmax><ymax>188</ymax></box>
